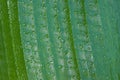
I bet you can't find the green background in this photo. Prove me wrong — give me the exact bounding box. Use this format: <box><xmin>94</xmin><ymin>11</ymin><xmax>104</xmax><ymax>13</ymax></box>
<box><xmin>0</xmin><ymin>0</ymin><xmax>120</xmax><ymax>80</ymax></box>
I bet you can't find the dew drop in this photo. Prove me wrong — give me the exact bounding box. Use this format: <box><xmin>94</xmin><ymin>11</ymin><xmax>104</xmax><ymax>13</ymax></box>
<box><xmin>58</xmin><ymin>65</ymin><xmax>63</xmax><ymax>69</ymax></box>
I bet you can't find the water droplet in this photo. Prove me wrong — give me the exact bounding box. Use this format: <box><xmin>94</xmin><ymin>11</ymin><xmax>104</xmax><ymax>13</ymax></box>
<box><xmin>34</xmin><ymin>46</ymin><xmax>37</xmax><ymax>51</ymax></box>
<box><xmin>79</xmin><ymin>45</ymin><xmax>84</xmax><ymax>50</ymax></box>
<box><xmin>86</xmin><ymin>45</ymin><xmax>92</xmax><ymax>51</ymax></box>
<box><xmin>67</xmin><ymin>60</ymin><xmax>72</xmax><ymax>64</ymax></box>
<box><xmin>58</xmin><ymin>65</ymin><xmax>63</xmax><ymax>69</ymax></box>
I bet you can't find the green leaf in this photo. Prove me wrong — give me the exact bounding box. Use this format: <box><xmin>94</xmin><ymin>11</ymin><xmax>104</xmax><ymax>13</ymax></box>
<box><xmin>0</xmin><ymin>0</ymin><xmax>120</xmax><ymax>80</ymax></box>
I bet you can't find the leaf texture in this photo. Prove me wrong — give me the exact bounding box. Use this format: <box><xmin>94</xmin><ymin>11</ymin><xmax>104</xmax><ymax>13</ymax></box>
<box><xmin>0</xmin><ymin>0</ymin><xmax>120</xmax><ymax>80</ymax></box>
